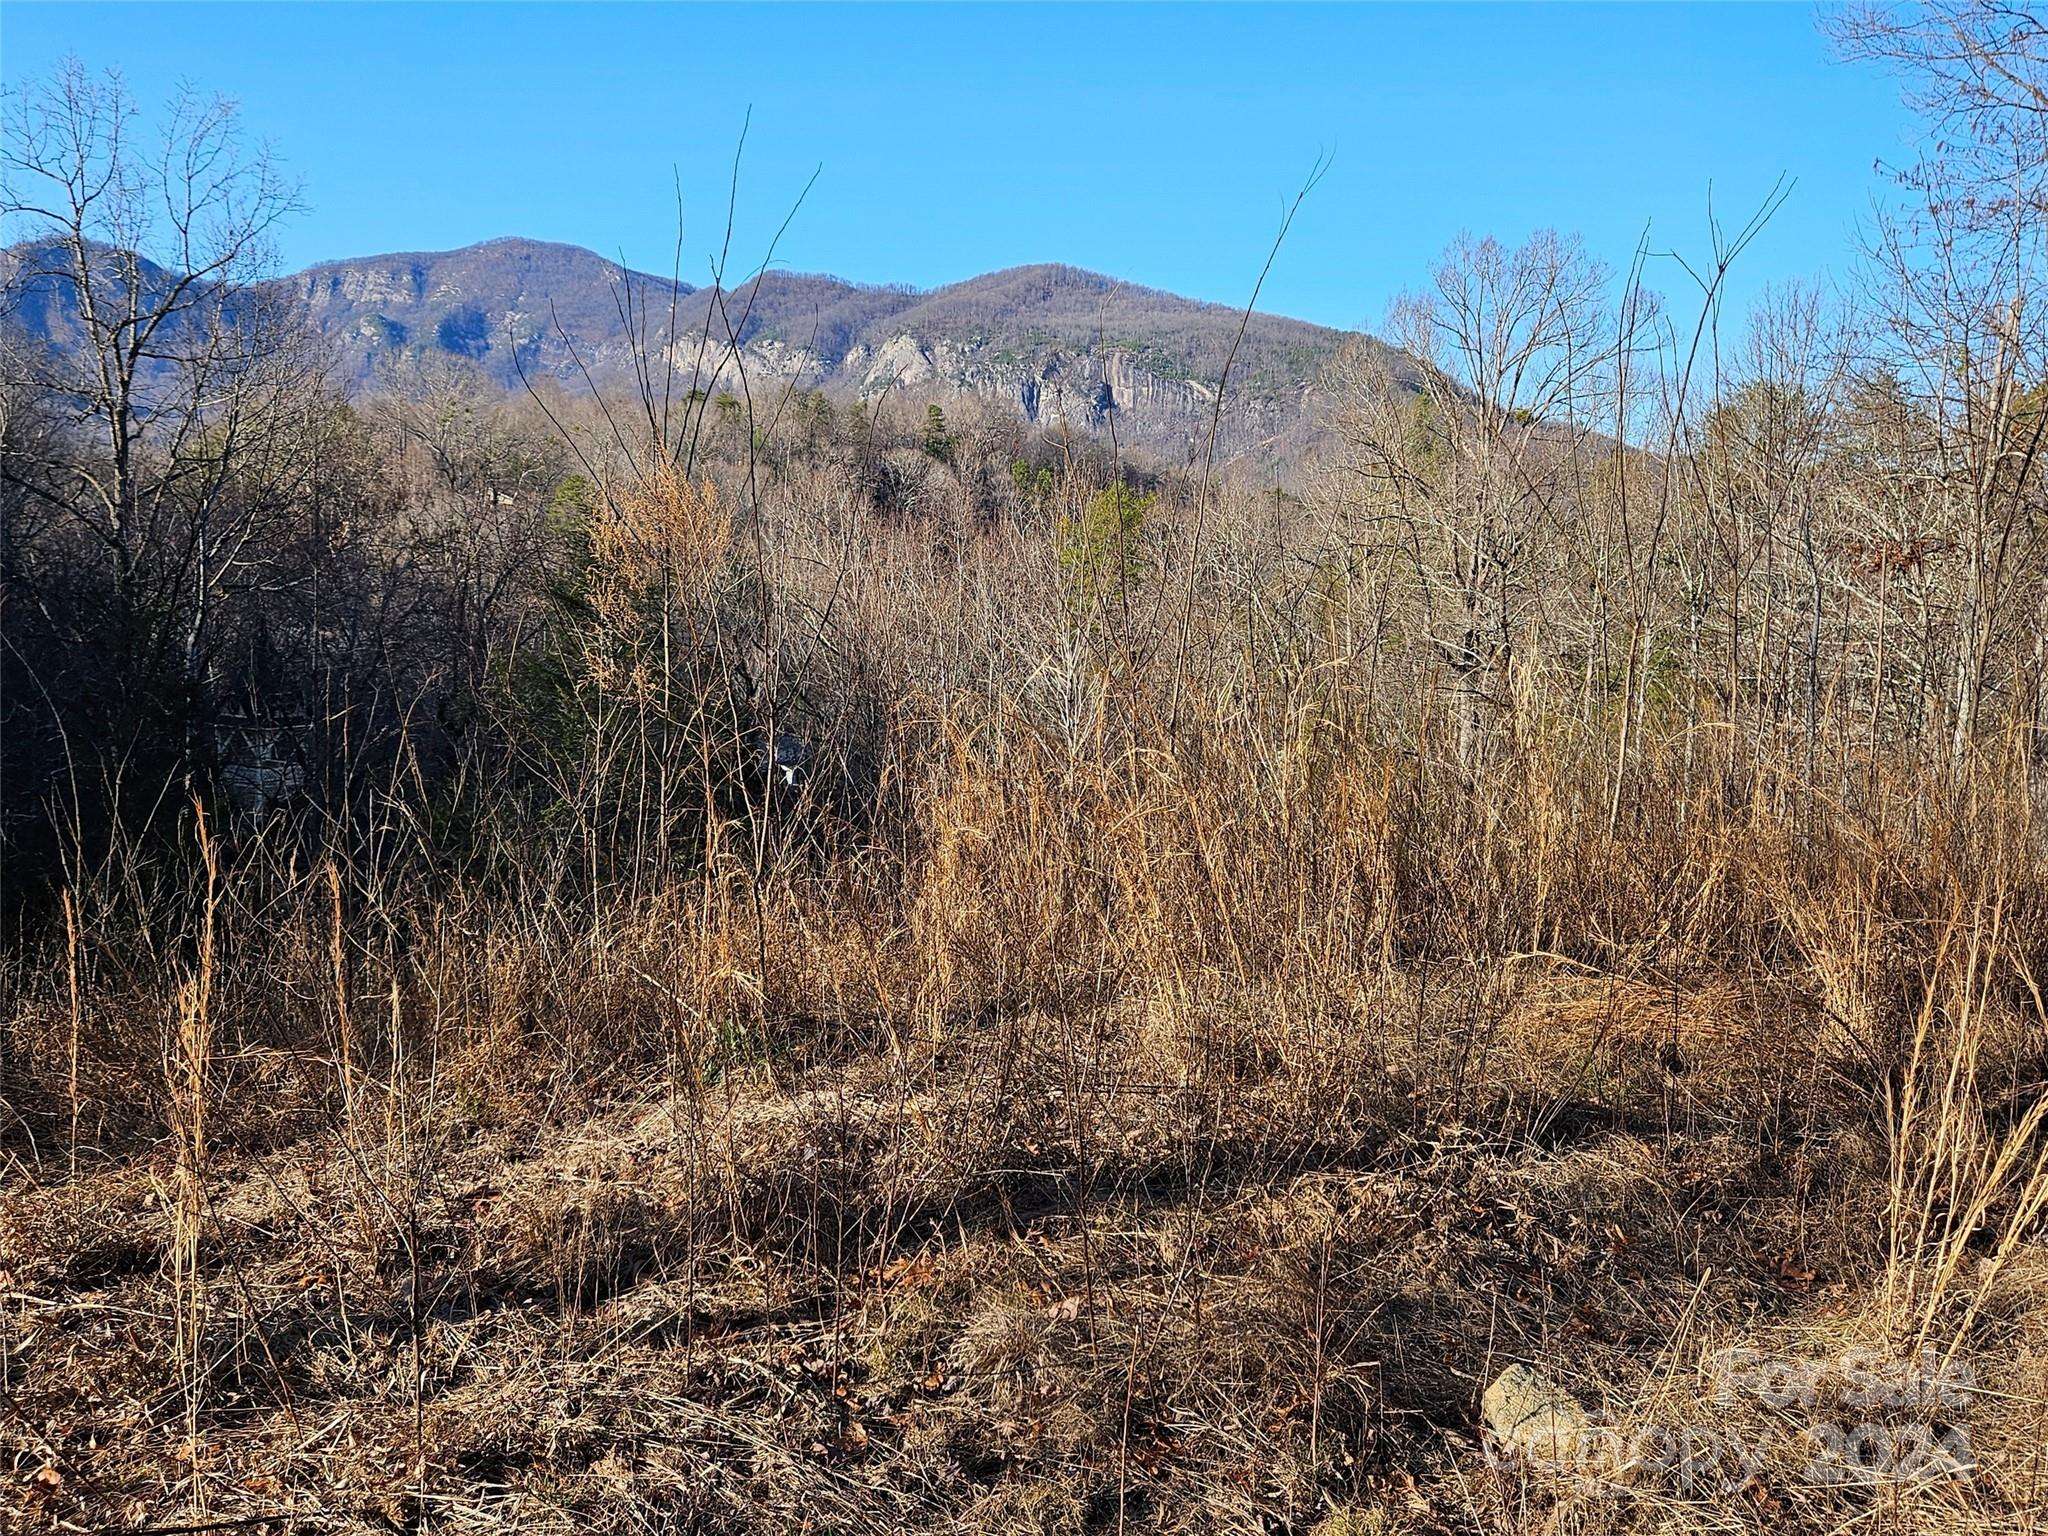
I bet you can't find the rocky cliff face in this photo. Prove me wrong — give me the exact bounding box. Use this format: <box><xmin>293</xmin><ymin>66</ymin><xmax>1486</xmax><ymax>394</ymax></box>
<box><xmin>290</xmin><ymin>238</ymin><xmax>698</xmax><ymax>387</ymax></box>
<box><xmin>832</xmin><ymin>334</ymin><xmax>1291</xmax><ymax>464</ymax></box>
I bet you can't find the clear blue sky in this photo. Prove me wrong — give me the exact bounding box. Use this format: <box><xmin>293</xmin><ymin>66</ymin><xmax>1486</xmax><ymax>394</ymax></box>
<box><xmin>3</xmin><ymin>3</ymin><xmax>1915</xmax><ymax>333</ymax></box>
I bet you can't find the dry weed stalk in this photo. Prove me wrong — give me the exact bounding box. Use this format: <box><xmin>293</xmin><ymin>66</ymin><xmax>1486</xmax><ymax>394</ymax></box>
<box><xmin>1884</xmin><ymin>887</ymin><xmax>2048</xmax><ymax>1361</ymax></box>
<box><xmin>161</xmin><ymin>802</ymin><xmax>219</xmax><ymax>1518</ymax></box>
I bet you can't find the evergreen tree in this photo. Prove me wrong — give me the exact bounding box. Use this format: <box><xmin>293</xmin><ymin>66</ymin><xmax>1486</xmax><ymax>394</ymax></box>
<box><xmin>921</xmin><ymin>403</ymin><xmax>956</xmax><ymax>464</ymax></box>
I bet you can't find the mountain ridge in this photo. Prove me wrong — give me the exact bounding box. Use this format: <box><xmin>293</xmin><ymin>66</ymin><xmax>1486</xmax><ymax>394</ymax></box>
<box><xmin>4</xmin><ymin>234</ymin><xmax>1398</xmax><ymax>464</ymax></box>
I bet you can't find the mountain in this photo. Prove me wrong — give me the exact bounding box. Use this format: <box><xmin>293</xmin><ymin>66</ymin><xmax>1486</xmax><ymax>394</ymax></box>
<box><xmin>0</xmin><ymin>240</ymin><xmax>188</xmax><ymax>360</ymax></box>
<box><xmin>5</xmin><ymin>236</ymin><xmax>1400</xmax><ymax>465</ymax></box>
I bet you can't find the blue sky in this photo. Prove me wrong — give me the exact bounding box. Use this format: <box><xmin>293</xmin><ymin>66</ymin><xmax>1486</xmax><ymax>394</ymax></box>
<box><xmin>4</xmin><ymin>3</ymin><xmax>1914</xmax><ymax>333</ymax></box>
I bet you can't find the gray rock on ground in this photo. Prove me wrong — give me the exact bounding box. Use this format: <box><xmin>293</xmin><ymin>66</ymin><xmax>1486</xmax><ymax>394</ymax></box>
<box><xmin>1482</xmin><ymin>1363</ymin><xmax>1598</xmax><ymax>1472</ymax></box>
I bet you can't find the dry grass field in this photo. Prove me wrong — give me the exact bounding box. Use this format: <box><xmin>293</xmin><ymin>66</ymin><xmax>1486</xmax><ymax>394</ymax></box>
<box><xmin>6</xmin><ymin>490</ymin><xmax>2048</xmax><ymax>1531</ymax></box>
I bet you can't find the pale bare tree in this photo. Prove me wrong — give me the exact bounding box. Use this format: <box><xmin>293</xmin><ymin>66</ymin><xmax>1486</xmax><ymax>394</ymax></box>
<box><xmin>1328</xmin><ymin>230</ymin><xmax>1613</xmax><ymax>769</ymax></box>
<box><xmin>1833</xmin><ymin>4</ymin><xmax>2048</xmax><ymax>764</ymax></box>
<box><xmin>1832</xmin><ymin>1</ymin><xmax>2048</xmax><ymax>219</ymax></box>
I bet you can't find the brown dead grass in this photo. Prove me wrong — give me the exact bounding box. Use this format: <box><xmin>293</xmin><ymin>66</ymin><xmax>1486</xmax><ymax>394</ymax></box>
<box><xmin>5</xmin><ymin>687</ymin><xmax>2047</xmax><ymax>1535</ymax></box>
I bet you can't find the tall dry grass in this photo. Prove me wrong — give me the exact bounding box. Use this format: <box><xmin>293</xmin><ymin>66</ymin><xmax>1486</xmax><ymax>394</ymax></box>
<box><xmin>3</xmin><ymin>461</ymin><xmax>2046</xmax><ymax>1534</ymax></box>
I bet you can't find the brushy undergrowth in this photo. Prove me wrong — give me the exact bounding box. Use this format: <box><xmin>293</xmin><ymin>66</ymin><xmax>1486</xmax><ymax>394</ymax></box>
<box><xmin>5</xmin><ymin>684</ymin><xmax>2047</xmax><ymax>1533</ymax></box>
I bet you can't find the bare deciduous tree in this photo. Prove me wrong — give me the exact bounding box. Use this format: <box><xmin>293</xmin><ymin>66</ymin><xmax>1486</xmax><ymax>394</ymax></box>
<box><xmin>2</xmin><ymin>58</ymin><xmax>312</xmax><ymax>760</ymax></box>
<box><xmin>1329</xmin><ymin>230</ymin><xmax>1613</xmax><ymax>769</ymax></box>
